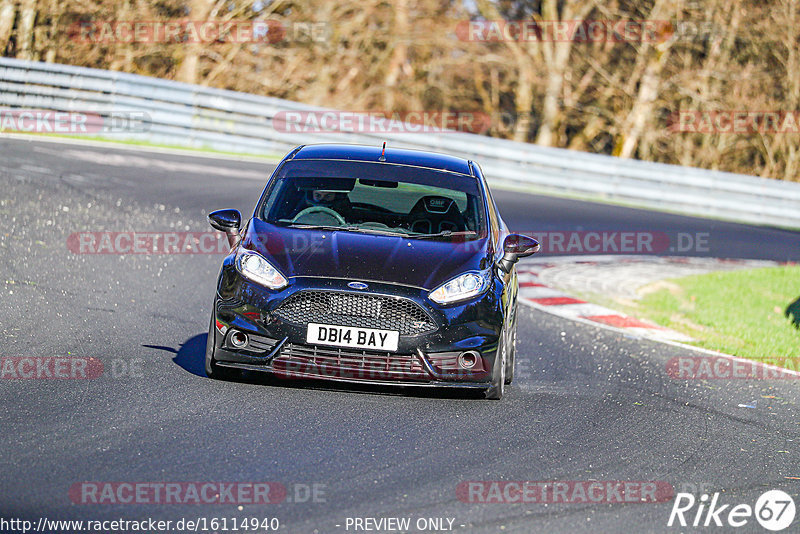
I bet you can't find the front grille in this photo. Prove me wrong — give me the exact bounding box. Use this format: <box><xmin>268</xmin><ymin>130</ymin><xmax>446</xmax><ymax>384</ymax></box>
<box><xmin>271</xmin><ymin>343</ymin><xmax>430</xmax><ymax>382</ymax></box>
<box><xmin>245</xmin><ymin>333</ymin><xmax>279</xmax><ymax>352</ymax></box>
<box><xmin>273</xmin><ymin>290</ymin><xmax>437</xmax><ymax>336</ymax></box>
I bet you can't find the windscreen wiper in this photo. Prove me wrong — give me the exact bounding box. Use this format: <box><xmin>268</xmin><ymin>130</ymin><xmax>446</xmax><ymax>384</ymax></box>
<box><xmin>286</xmin><ymin>223</ymin><xmax>406</xmax><ymax>237</ymax></box>
<box><xmin>285</xmin><ymin>223</ymin><xmax>345</xmax><ymax>231</ymax></box>
<box><xmin>408</xmin><ymin>230</ymin><xmax>478</xmax><ymax>239</ymax></box>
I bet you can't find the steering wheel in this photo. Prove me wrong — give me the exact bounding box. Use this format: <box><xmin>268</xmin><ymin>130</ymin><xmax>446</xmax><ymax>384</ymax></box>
<box><xmin>292</xmin><ymin>206</ymin><xmax>346</xmax><ymax>226</ymax></box>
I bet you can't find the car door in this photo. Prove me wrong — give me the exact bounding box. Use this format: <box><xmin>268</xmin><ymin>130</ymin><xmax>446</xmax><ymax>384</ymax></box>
<box><xmin>472</xmin><ymin>163</ymin><xmax>518</xmax><ymax>331</ymax></box>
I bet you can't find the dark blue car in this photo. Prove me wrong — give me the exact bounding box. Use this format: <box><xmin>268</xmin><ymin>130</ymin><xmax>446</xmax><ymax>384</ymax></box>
<box><xmin>205</xmin><ymin>144</ymin><xmax>539</xmax><ymax>399</ymax></box>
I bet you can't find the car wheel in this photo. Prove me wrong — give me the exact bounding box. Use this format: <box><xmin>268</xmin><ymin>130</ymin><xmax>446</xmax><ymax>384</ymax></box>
<box><xmin>205</xmin><ymin>310</ymin><xmax>236</xmax><ymax>380</ymax></box>
<box><xmin>485</xmin><ymin>333</ymin><xmax>507</xmax><ymax>400</ymax></box>
<box><xmin>505</xmin><ymin>317</ymin><xmax>517</xmax><ymax>385</ymax></box>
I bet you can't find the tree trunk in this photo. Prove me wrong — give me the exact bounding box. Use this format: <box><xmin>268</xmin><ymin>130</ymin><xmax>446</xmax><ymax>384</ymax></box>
<box><xmin>176</xmin><ymin>0</ymin><xmax>217</xmax><ymax>84</ymax></box>
<box><xmin>0</xmin><ymin>0</ymin><xmax>15</xmax><ymax>54</ymax></box>
<box><xmin>17</xmin><ymin>0</ymin><xmax>37</xmax><ymax>60</ymax></box>
<box><xmin>613</xmin><ymin>46</ymin><xmax>669</xmax><ymax>158</ymax></box>
<box><xmin>382</xmin><ymin>0</ymin><xmax>409</xmax><ymax>109</ymax></box>
<box><xmin>535</xmin><ymin>0</ymin><xmax>597</xmax><ymax>146</ymax></box>
<box><xmin>612</xmin><ymin>0</ymin><xmax>677</xmax><ymax>158</ymax></box>
<box><xmin>109</xmin><ymin>0</ymin><xmax>131</xmax><ymax>71</ymax></box>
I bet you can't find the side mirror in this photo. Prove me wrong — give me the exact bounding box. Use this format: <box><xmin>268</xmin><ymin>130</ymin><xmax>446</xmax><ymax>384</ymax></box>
<box><xmin>208</xmin><ymin>209</ymin><xmax>241</xmax><ymax>247</ymax></box>
<box><xmin>498</xmin><ymin>234</ymin><xmax>540</xmax><ymax>273</ymax></box>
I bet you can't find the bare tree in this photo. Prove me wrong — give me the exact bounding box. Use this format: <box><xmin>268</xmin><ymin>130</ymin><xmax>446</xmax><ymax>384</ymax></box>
<box><xmin>612</xmin><ymin>0</ymin><xmax>679</xmax><ymax>159</ymax></box>
<box><xmin>0</xmin><ymin>0</ymin><xmax>15</xmax><ymax>54</ymax></box>
<box><xmin>175</xmin><ymin>0</ymin><xmax>217</xmax><ymax>84</ymax></box>
<box><xmin>535</xmin><ymin>0</ymin><xmax>597</xmax><ymax>146</ymax></box>
<box><xmin>3</xmin><ymin>0</ymin><xmax>799</xmax><ymax>181</ymax></box>
<box><xmin>17</xmin><ymin>0</ymin><xmax>37</xmax><ymax>59</ymax></box>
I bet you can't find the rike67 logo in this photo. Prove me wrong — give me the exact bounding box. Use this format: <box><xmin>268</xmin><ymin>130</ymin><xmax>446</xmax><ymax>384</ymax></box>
<box><xmin>668</xmin><ymin>490</ymin><xmax>796</xmax><ymax>531</ymax></box>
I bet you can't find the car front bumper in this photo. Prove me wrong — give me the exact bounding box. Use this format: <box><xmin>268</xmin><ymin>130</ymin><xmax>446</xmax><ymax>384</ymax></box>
<box><xmin>210</xmin><ymin>264</ymin><xmax>505</xmax><ymax>387</ymax></box>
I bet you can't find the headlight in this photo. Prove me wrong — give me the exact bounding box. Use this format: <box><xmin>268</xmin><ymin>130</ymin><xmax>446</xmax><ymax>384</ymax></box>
<box><xmin>235</xmin><ymin>249</ymin><xmax>288</xmax><ymax>290</ymax></box>
<box><xmin>429</xmin><ymin>271</ymin><xmax>491</xmax><ymax>305</ymax></box>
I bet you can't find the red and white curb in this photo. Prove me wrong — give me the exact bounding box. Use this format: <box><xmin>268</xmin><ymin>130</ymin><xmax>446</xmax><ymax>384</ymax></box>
<box><xmin>516</xmin><ymin>262</ymin><xmax>692</xmax><ymax>342</ymax></box>
<box><xmin>515</xmin><ymin>255</ymin><xmax>783</xmax><ymax>343</ymax></box>
<box><xmin>514</xmin><ymin>255</ymin><xmax>800</xmax><ymax>380</ymax></box>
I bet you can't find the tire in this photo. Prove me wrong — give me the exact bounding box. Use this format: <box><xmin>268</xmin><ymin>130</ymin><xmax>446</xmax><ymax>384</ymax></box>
<box><xmin>205</xmin><ymin>309</ymin><xmax>237</xmax><ymax>380</ymax></box>
<box><xmin>505</xmin><ymin>317</ymin><xmax>517</xmax><ymax>385</ymax></box>
<box><xmin>485</xmin><ymin>332</ymin><xmax>507</xmax><ymax>400</ymax></box>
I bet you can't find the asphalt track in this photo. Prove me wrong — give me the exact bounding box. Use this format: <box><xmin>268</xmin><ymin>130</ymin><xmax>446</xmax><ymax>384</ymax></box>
<box><xmin>1</xmin><ymin>136</ymin><xmax>800</xmax><ymax>533</ymax></box>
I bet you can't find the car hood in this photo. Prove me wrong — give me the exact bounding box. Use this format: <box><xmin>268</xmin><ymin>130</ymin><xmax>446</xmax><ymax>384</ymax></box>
<box><xmin>242</xmin><ymin>219</ymin><xmax>492</xmax><ymax>290</ymax></box>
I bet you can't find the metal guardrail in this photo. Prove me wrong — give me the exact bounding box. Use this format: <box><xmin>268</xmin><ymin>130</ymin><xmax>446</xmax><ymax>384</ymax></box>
<box><xmin>1</xmin><ymin>57</ymin><xmax>799</xmax><ymax>228</ymax></box>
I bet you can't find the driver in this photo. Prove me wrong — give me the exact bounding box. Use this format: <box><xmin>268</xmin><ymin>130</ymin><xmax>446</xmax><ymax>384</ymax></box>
<box><xmin>303</xmin><ymin>189</ymin><xmax>352</xmax><ymax>221</ymax></box>
<box><xmin>308</xmin><ymin>190</ymin><xmax>337</xmax><ymax>207</ymax></box>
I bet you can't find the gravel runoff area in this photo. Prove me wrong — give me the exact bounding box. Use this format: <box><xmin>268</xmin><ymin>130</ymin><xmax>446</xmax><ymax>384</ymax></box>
<box><xmin>515</xmin><ymin>256</ymin><xmax>781</xmax><ymax>344</ymax></box>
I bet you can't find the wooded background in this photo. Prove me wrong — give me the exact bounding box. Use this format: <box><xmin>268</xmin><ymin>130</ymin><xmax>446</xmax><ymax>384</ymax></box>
<box><xmin>1</xmin><ymin>0</ymin><xmax>798</xmax><ymax>181</ymax></box>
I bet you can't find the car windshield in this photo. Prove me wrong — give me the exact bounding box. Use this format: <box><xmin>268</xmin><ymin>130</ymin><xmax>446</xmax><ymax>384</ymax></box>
<box><xmin>259</xmin><ymin>159</ymin><xmax>487</xmax><ymax>240</ymax></box>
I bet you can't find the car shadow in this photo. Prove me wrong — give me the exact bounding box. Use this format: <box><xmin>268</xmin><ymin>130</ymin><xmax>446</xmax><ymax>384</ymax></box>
<box><xmin>147</xmin><ymin>335</ymin><xmax>484</xmax><ymax>400</ymax></box>
<box><xmin>143</xmin><ymin>334</ymin><xmax>207</xmax><ymax>377</ymax></box>
<box><xmin>786</xmin><ymin>296</ymin><xmax>800</xmax><ymax>329</ymax></box>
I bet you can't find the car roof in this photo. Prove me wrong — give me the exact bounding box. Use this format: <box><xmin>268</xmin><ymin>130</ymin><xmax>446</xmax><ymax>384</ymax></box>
<box><xmin>289</xmin><ymin>144</ymin><xmax>474</xmax><ymax>176</ymax></box>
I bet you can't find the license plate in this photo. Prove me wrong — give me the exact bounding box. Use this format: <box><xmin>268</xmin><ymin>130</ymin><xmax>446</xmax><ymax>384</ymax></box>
<box><xmin>306</xmin><ymin>323</ymin><xmax>399</xmax><ymax>352</ymax></box>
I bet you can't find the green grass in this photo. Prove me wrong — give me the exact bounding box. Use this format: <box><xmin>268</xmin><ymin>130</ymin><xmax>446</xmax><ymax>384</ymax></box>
<box><xmin>632</xmin><ymin>265</ymin><xmax>800</xmax><ymax>364</ymax></box>
<box><xmin>2</xmin><ymin>132</ymin><xmax>283</xmax><ymax>161</ymax></box>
